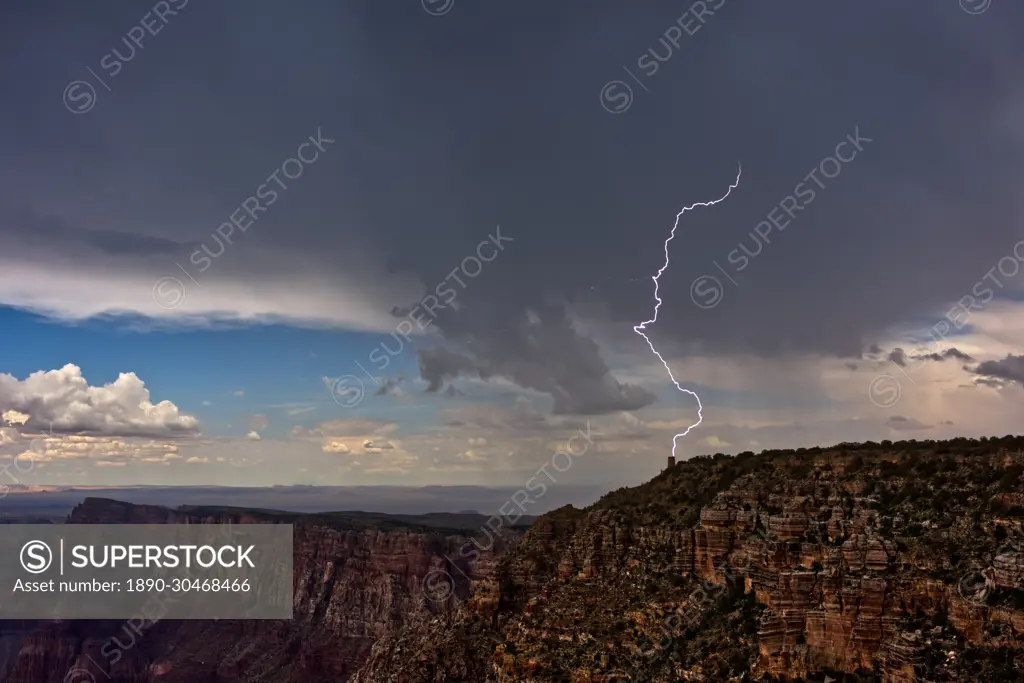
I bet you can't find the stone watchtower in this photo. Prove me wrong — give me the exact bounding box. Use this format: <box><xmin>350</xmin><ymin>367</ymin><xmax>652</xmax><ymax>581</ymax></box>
<box><xmin>667</xmin><ymin>455</ymin><xmax>676</xmax><ymax>470</ymax></box>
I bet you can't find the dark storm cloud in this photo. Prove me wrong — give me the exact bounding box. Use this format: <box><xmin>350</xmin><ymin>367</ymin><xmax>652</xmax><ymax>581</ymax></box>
<box><xmin>920</xmin><ymin>347</ymin><xmax>975</xmax><ymax>362</ymax></box>
<box><xmin>971</xmin><ymin>355</ymin><xmax>1024</xmax><ymax>386</ymax></box>
<box><xmin>374</xmin><ymin>376</ymin><xmax>406</xmax><ymax>397</ymax></box>
<box><xmin>418</xmin><ymin>304</ymin><xmax>656</xmax><ymax>414</ymax></box>
<box><xmin>888</xmin><ymin>346</ymin><xmax>974</xmax><ymax>367</ymax></box>
<box><xmin>374</xmin><ymin>0</ymin><xmax>1024</xmax><ymax>404</ymax></box>
<box><xmin>418</xmin><ymin>348</ymin><xmax>487</xmax><ymax>393</ymax></box>
<box><xmin>3</xmin><ymin>0</ymin><xmax>1023</xmax><ymax>412</ymax></box>
<box><xmin>0</xmin><ymin>206</ymin><xmax>181</xmax><ymax>256</ymax></box>
<box><xmin>888</xmin><ymin>349</ymin><xmax>908</xmax><ymax>367</ymax></box>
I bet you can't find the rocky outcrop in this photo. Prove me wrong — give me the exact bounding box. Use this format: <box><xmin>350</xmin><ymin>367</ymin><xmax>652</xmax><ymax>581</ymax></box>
<box><xmin>352</xmin><ymin>441</ymin><xmax>1024</xmax><ymax>682</ymax></box>
<box><xmin>0</xmin><ymin>498</ymin><xmax>516</xmax><ymax>683</ymax></box>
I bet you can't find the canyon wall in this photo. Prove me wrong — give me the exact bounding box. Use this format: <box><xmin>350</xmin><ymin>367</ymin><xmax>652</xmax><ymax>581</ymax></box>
<box><xmin>0</xmin><ymin>498</ymin><xmax>512</xmax><ymax>683</ymax></box>
<box><xmin>352</xmin><ymin>444</ymin><xmax>1024</xmax><ymax>682</ymax></box>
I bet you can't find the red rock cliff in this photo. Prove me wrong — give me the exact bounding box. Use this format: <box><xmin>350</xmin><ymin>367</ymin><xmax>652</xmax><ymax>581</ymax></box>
<box><xmin>351</xmin><ymin>442</ymin><xmax>1024</xmax><ymax>682</ymax></box>
<box><xmin>1</xmin><ymin>498</ymin><xmax>514</xmax><ymax>683</ymax></box>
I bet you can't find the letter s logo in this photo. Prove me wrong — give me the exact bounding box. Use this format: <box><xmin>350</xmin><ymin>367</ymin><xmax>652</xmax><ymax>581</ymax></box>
<box><xmin>20</xmin><ymin>541</ymin><xmax>52</xmax><ymax>574</ymax></box>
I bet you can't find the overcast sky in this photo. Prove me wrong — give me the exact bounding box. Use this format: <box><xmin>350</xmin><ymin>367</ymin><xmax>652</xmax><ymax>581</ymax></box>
<box><xmin>0</xmin><ymin>0</ymin><xmax>1022</xmax><ymax>491</ymax></box>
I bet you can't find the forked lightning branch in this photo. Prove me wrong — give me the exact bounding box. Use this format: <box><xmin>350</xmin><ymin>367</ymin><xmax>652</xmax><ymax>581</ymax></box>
<box><xmin>633</xmin><ymin>164</ymin><xmax>742</xmax><ymax>457</ymax></box>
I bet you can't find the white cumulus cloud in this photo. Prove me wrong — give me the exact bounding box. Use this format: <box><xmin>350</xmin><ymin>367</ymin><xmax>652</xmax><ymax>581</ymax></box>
<box><xmin>0</xmin><ymin>364</ymin><xmax>199</xmax><ymax>437</ymax></box>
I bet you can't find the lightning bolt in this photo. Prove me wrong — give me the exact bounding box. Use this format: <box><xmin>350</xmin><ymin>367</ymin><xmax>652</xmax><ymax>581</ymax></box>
<box><xmin>633</xmin><ymin>163</ymin><xmax>742</xmax><ymax>457</ymax></box>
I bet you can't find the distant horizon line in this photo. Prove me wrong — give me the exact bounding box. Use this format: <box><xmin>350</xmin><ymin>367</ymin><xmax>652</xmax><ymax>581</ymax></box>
<box><xmin>5</xmin><ymin>483</ymin><xmax>611</xmax><ymax>491</ymax></box>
